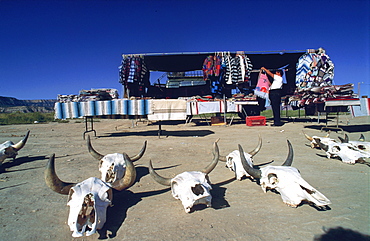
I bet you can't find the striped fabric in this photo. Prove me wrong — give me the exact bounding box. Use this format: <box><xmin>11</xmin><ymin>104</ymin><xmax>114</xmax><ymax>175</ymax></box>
<box><xmin>296</xmin><ymin>53</ymin><xmax>313</xmax><ymax>86</ymax></box>
<box><xmin>95</xmin><ymin>100</ymin><xmax>112</xmax><ymax>116</ymax></box>
<box><xmin>111</xmin><ymin>99</ymin><xmax>129</xmax><ymax>115</ymax></box>
<box><xmin>80</xmin><ymin>101</ymin><xmax>96</xmax><ymax>117</ymax></box>
<box><xmin>54</xmin><ymin>102</ymin><xmax>64</xmax><ymax>119</ymax></box>
<box><xmin>54</xmin><ymin>99</ymin><xmax>247</xmax><ymax>120</ymax></box>
<box><xmin>127</xmin><ymin>99</ymin><xmax>149</xmax><ymax>115</ymax></box>
<box><xmin>61</xmin><ymin>102</ymin><xmax>80</xmax><ymax>119</ymax></box>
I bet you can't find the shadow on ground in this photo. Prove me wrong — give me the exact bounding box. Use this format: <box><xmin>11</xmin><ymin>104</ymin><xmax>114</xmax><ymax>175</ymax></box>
<box><xmin>304</xmin><ymin>124</ymin><xmax>370</xmax><ymax>133</ymax></box>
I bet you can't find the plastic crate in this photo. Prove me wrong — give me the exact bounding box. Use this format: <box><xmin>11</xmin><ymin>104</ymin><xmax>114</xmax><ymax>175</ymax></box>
<box><xmin>246</xmin><ymin>116</ymin><xmax>266</xmax><ymax>126</ymax></box>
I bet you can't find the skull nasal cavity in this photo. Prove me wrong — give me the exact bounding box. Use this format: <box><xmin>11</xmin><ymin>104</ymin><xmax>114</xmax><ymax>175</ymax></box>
<box><xmin>192</xmin><ymin>184</ymin><xmax>204</xmax><ymax>195</ymax></box>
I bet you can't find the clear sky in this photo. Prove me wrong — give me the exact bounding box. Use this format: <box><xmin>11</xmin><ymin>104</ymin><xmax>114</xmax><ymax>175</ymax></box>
<box><xmin>1</xmin><ymin>0</ymin><xmax>369</xmax><ymax>100</ymax></box>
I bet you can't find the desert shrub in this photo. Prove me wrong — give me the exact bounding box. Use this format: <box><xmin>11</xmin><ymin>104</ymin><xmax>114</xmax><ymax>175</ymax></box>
<box><xmin>0</xmin><ymin>112</ymin><xmax>56</xmax><ymax>125</ymax></box>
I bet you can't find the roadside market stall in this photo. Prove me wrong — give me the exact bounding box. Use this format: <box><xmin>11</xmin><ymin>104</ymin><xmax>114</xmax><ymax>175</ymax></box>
<box><xmin>54</xmin><ymin>48</ymin><xmax>360</xmax><ymax>137</ymax></box>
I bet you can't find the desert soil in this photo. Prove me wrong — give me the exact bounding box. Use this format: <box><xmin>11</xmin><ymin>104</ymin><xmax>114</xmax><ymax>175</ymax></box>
<box><xmin>0</xmin><ymin>115</ymin><xmax>369</xmax><ymax>241</ymax></box>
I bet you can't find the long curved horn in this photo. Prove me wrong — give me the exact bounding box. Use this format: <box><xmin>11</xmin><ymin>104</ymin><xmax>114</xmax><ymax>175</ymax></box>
<box><xmin>219</xmin><ymin>155</ymin><xmax>227</xmax><ymax>162</ymax></box>
<box><xmin>201</xmin><ymin>142</ymin><xmax>219</xmax><ymax>174</ymax></box>
<box><xmin>344</xmin><ymin>134</ymin><xmax>349</xmax><ymax>143</ymax></box>
<box><xmin>248</xmin><ymin>134</ymin><xmax>262</xmax><ymax>157</ymax></box>
<box><xmin>281</xmin><ymin>140</ymin><xmax>294</xmax><ymax>166</ymax></box>
<box><xmin>149</xmin><ymin>160</ymin><xmax>171</xmax><ymax>186</ymax></box>
<box><xmin>213</xmin><ymin>138</ymin><xmax>226</xmax><ymax>162</ymax></box>
<box><xmin>44</xmin><ymin>154</ymin><xmax>75</xmax><ymax>195</ymax></box>
<box><xmin>86</xmin><ymin>135</ymin><xmax>104</xmax><ymax>160</ymax></box>
<box><xmin>239</xmin><ymin>144</ymin><xmax>262</xmax><ymax>179</ymax></box>
<box><xmin>315</xmin><ymin>138</ymin><xmax>329</xmax><ymax>151</ymax></box>
<box><xmin>338</xmin><ymin>134</ymin><xmax>349</xmax><ymax>143</ymax></box>
<box><xmin>303</xmin><ymin>132</ymin><xmax>313</xmax><ymax>141</ymax></box>
<box><xmin>111</xmin><ymin>153</ymin><xmax>137</xmax><ymax>191</ymax></box>
<box><xmin>12</xmin><ymin>130</ymin><xmax>30</xmax><ymax>151</ymax></box>
<box><xmin>130</xmin><ymin>140</ymin><xmax>147</xmax><ymax>162</ymax></box>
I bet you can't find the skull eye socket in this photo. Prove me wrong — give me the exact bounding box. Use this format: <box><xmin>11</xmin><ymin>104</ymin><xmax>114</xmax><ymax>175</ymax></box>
<box><xmin>333</xmin><ymin>146</ymin><xmax>341</xmax><ymax>151</ymax></box>
<box><xmin>267</xmin><ymin>173</ymin><xmax>278</xmax><ymax>185</ymax></box>
<box><xmin>191</xmin><ymin>184</ymin><xmax>204</xmax><ymax>196</ymax></box>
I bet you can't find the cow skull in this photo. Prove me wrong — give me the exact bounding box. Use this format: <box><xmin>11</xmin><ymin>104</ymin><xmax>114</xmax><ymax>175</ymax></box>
<box><xmin>315</xmin><ymin>138</ymin><xmax>370</xmax><ymax>164</ymax></box>
<box><xmin>240</xmin><ymin>140</ymin><xmax>331</xmax><ymax>208</ymax></box>
<box><xmin>149</xmin><ymin>142</ymin><xmax>219</xmax><ymax>213</ymax></box>
<box><xmin>338</xmin><ymin>134</ymin><xmax>370</xmax><ymax>155</ymax></box>
<box><xmin>86</xmin><ymin>135</ymin><xmax>145</xmax><ymax>190</ymax></box>
<box><xmin>304</xmin><ymin>132</ymin><xmax>335</xmax><ymax>149</ymax></box>
<box><xmin>0</xmin><ymin>130</ymin><xmax>30</xmax><ymax>164</ymax></box>
<box><xmin>219</xmin><ymin>135</ymin><xmax>262</xmax><ymax>180</ymax></box>
<box><xmin>44</xmin><ymin>153</ymin><xmax>136</xmax><ymax>237</ymax></box>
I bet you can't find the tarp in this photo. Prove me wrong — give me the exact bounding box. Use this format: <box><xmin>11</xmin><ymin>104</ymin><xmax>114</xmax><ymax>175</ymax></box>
<box><xmin>123</xmin><ymin>50</ymin><xmax>306</xmax><ymax>95</ymax></box>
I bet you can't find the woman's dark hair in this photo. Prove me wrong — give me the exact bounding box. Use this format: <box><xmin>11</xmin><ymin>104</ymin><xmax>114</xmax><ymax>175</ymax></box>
<box><xmin>275</xmin><ymin>70</ymin><xmax>283</xmax><ymax>76</ymax></box>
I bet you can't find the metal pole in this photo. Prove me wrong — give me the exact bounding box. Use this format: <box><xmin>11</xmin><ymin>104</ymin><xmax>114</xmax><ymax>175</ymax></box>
<box><xmin>358</xmin><ymin>82</ymin><xmax>361</xmax><ymax>98</ymax></box>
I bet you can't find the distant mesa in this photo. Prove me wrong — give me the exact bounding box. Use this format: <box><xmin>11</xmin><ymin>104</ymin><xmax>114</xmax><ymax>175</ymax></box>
<box><xmin>0</xmin><ymin>96</ymin><xmax>56</xmax><ymax>113</ymax></box>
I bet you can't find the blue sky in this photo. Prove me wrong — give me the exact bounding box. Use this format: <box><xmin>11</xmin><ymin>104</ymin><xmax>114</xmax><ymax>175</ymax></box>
<box><xmin>1</xmin><ymin>0</ymin><xmax>369</xmax><ymax>100</ymax></box>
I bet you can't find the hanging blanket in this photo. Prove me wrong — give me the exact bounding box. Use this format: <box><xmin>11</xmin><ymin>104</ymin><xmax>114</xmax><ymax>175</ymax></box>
<box><xmin>254</xmin><ymin>73</ymin><xmax>270</xmax><ymax>99</ymax></box>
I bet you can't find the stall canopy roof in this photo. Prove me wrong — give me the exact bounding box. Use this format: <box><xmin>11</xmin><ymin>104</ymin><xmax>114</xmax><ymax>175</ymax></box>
<box><xmin>122</xmin><ymin>50</ymin><xmax>308</xmax><ymax>72</ymax></box>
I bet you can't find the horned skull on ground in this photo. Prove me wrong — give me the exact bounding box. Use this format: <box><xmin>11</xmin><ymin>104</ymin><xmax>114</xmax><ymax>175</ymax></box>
<box><xmin>240</xmin><ymin>140</ymin><xmax>331</xmax><ymax>208</ymax></box>
<box><xmin>304</xmin><ymin>132</ymin><xmax>336</xmax><ymax>149</ymax></box>
<box><xmin>219</xmin><ymin>135</ymin><xmax>262</xmax><ymax>180</ymax></box>
<box><xmin>315</xmin><ymin>138</ymin><xmax>370</xmax><ymax>164</ymax></box>
<box><xmin>44</xmin><ymin>153</ymin><xmax>136</xmax><ymax>237</ymax></box>
<box><xmin>86</xmin><ymin>135</ymin><xmax>146</xmax><ymax>190</ymax></box>
<box><xmin>0</xmin><ymin>130</ymin><xmax>30</xmax><ymax>164</ymax></box>
<box><xmin>149</xmin><ymin>142</ymin><xmax>219</xmax><ymax>213</ymax></box>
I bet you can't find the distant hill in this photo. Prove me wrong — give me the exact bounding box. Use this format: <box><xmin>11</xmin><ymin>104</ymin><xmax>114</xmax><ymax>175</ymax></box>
<box><xmin>0</xmin><ymin>96</ymin><xmax>56</xmax><ymax>113</ymax></box>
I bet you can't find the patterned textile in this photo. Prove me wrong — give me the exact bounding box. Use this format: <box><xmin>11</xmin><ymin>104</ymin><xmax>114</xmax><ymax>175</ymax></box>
<box><xmin>119</xmin><ymin>56</ymin><xmax>149</xmax><ymax>96</ymax></box>
<box><xmin>254</xmin><ymin>72</ymin><xmax>270</xmax><ymax>99</ymax></box>
<box><xmin>295</xmin><ymin>50</ymin><xmax>334</xmax><ymax>90</ymax></box>
<box><xmin>202</xmin><ymin>55</ymin><xmax>222</xmax><ymax>80</ymax></box>
<box><xmin>289</xmin><ymin>83</ymin><xmax>357</xmax><ymax>108</ymax></box>
<box><xmin>222</xmin><ymin>53</ymin><xmax>233</xmax><ymax>84</ymax></box>
<box><xmin>229</xmin><ymin>54</ymin><xmax>253</xmax><ymax>84</ymax></box>
<box><xmin>296</xmin><ymin>53</ymin><xmax>313</xmax><ymax>86</ymax></box>
<box><xmin>147</xmin><ymin>99</ymin><xmax>187</xmax><ymax>120</ymax></box>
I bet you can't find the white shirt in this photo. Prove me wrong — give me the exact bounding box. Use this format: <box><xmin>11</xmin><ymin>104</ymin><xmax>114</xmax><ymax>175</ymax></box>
<box><xmin>270</xmin><ymin>75</ymin><xmax>283</xmax><ymax>90</ymax></box>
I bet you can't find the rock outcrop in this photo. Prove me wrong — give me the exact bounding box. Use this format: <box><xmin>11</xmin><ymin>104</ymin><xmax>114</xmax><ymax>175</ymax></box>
<box><xmin>0</xmin><ymin>96</ymin><xmax>56</xmax><ymax>113</ymax></box>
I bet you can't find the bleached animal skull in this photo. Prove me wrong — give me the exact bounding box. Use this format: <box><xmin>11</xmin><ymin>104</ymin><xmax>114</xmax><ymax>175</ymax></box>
<box><xmin>67</xmin><ymin>177</ymin><xmax>112</xmax><ymax>237</ymax></box>
<box><xmin>338</xmin><ymin>134</ymin><xmax>370</xmax><ymax>155</ymax></box>
<box><xmin>44</xmin><ymin>153</ymin><xmax>136</xmax><ymax>237</ymax></box>
<box><xmin>219</xmin><ymin>136</ymin><xmax>262</xmax><ymax>180</ymax></box>
<box><xmin>149</xmin><ymin>142</ymin><xmax>219</xmax><ymax>213</ymax></box>
<box><xmin>315</xmin><ymin>138</ymin><xmax>370</xmax><ymax>164</ymax></box>
<box><xmin>240</xmin><ymin>140</ymin><xmax>331</xmax><ymax>208</ymax></box>
<box><xmin>87</xmin><ymin>135</ymin><xmax>146</xmax><ymax>190</ymax></box>
<box><xmin>304</xmin><ymin>132</ymin><xmax>336</xmax><ymax>149</ymax></box>
<box><xmin>0</xmin><ymin>130</ymin><xmax>30</xmax><ymax>164</ymax></box>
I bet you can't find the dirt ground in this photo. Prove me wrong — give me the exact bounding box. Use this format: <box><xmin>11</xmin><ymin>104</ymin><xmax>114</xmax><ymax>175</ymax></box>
<box><xmin>0</xmin><ymin>114</ymin><xmax>369</xmax><ymax>241</ymax></box>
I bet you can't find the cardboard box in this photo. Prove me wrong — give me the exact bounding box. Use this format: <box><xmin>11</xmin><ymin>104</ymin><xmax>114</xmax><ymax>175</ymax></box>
<box><xmin>211</xmin><ymin>116</ymin><xmax>226</xmax><ymax>126</ymax></box>
<box><xmin>246</xmin><ymin>116</ymin><xmax>266</xmax><ymax>126</ymax></box>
